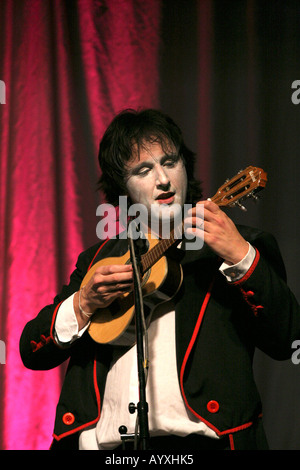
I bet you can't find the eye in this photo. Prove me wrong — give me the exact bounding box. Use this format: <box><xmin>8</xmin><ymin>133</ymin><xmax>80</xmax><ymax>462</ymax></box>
<box><xmin>137</xmin><ymin>166</ymin><xmax>151</xmax><ymax>176</ymax></box>
<box><xmin>163</xmin><ymin>156</ymin><xmax>179</xmax><ymax>168</ymax></box>
<box><xmin>163</xmin><ymin>159</ymin><xmax>176</xmax><ymax>167</ymax></box>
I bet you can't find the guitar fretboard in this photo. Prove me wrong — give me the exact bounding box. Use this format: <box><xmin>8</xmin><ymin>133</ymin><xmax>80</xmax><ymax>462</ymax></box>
<box><xmin>141</xmin><ymin>227</ymin><xmax>182</xmax><ymax>273</ymax></box>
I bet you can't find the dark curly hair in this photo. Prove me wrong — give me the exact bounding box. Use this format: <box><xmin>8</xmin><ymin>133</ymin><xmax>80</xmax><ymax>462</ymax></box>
<box><xmin>97</xmin><ymin>108</ymin><xmax>202</xmax><ymax>206</ymax></box>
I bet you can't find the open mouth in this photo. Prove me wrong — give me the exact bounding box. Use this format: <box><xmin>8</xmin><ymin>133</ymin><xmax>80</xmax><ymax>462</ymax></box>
<box><xmin>156</xmin><ymin>192</ymin><xmax>175</xmax><ymax>204</ymax></box>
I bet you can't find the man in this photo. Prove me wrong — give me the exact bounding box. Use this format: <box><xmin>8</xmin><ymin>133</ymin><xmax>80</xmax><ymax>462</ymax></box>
<box><xmin>20</xmin><ymin>109</ymin><xmax>300</xmax><ymax>450</ymax></box>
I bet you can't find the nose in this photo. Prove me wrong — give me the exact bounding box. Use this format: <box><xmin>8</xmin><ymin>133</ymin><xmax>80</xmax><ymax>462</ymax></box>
<box><xmin>155</xmin><ymin>164</ymin><xmax>170</xmax><ymax>188</ymax></box>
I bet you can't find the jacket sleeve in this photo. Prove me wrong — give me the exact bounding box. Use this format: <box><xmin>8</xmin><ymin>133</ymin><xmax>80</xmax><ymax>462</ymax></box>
<box><xmin>231</xmin><ymin>231</ymin><xmax>300</xmax><ymax>360</ymax></box>
<box><xmin>19</xmin><ymin>244</ymin><xmax>100</xmax><ymax>371</ymax></box>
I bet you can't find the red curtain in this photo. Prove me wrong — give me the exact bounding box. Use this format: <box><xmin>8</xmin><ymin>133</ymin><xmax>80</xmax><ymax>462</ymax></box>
<box><xmin>3</xmin><ymin>0</ymin><xmax>299</xmax><ymax>452</ymax></box>
<box><xmin>0</xmin><ymin>0</ymin><xmax>161</xmax><ymax>450</ymax></box>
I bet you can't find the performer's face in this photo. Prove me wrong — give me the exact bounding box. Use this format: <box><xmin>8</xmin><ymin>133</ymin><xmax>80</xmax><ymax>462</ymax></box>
<box><xmin>125</xmin><ymin>141</ymin><xmax>187</xmax><ymax>225</ymax></box>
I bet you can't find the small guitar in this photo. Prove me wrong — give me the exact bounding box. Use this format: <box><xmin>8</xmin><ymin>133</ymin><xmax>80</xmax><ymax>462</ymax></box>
<box><xmin>82</xmin><ymin>166</ymin><xmax>267</xmax><ymax>344</ymax></box>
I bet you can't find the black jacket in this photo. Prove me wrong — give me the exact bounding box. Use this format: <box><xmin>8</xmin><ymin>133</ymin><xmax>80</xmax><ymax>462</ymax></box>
<box><xmin>19</xmin><ymin>226</ymin><xmax>300</xmax><ymax>450</ymax></box>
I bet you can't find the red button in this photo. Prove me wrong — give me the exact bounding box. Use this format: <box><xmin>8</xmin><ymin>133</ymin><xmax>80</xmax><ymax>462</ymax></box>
<box><xmin>246</xmin><ymin>291</ymin><xmax>254</xmax><ymax>297</ymax></box>
<box><xmin>207</xmin><ymin>400</ymin><xmax>219</xmax><ymax>413</ymax></box>
<box><xmin>62</xmin><ymin>412</ymin><xmax>75</xmax><ymax>425</ymax></box>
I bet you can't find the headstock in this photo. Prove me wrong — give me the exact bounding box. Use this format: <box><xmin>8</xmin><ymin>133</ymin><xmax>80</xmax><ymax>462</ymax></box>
<box><xmin>210</xmin><ymin>166</ymin><xmax>267</xmax><ymax>211</ymax></box>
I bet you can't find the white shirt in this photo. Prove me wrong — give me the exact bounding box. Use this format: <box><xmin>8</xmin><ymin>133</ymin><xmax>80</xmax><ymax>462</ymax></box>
<box><xmin>54</xmin><ymin>243</ymin><xmax>256</xmax><ymax>449</ymax></box>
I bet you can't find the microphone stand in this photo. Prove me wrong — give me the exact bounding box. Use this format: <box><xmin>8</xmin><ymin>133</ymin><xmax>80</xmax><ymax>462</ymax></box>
<box><xmin>125</xmin><ymin>223</ymin><xmax>150</xmax><ymax>450</ymax></box>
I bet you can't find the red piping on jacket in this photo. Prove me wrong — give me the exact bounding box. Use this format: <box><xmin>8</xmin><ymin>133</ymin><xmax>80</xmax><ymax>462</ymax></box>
<box><xmin>231</xmin><ymin>248</ymin><xmax>260</xmax><ymax>286</ymax></box>
<box><xmin>52</xmin><ymin>354</ymin><xmax>101</xmax><ymax>442</ymax></box>
<box><xmin>51</xmin><ymin>239</ymin><xmax>110</xmax><ymax>441</ymax></box>
<box><xmin>30</xmin><ymin>302</ymin><xmax>63</xmax><ymax>352</ymax></box>
<box><xmin>87</xmin><ymin>239</ymin><xmax>110</xmax><ymax>271</ymax></box>
<box><xmin>179</xmin><ymin>278</ymin><xmax>221</xmax><ymax>435</ymax></box>
<box><xmin>229</xmin><ymin>434</ymin><xmax>235</xmax><ymax>450</ymax></box>
<box><xmin>230</xmin><ymin>249</ymin><xmax>264</xmax><ymax>316</ymax></box>
<box><xmin>31</xmin><ymin>239</ymin><xmax>111</xmax><ymax>353</ymax></box>
<box><xmin>179</xmin><ymin>276</ymin><xmax>262</xmax><ymax>443</ymax></box>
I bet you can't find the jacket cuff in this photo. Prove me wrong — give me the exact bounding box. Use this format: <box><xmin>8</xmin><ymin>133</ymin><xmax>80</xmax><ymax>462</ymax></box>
<box><xmin>219</xmin><ymin>243</ymin><xmax>256</xmax><ymax>282</ymax></box>
<box><xmin>229</xmin><ymin>248</ymin><xmax>260</xmax><ymax>286</ymax></box>
<box><xmin>30</xmin><ymin>301</ymin><xmax>63</xmax><ymax>352</ymax></box>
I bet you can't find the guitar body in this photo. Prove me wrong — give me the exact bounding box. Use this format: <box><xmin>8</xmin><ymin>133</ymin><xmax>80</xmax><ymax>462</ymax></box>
<box><xmin>81</xmin><ymin>237</ymin><xmax>183</xmax><ymax>344</ymax></box>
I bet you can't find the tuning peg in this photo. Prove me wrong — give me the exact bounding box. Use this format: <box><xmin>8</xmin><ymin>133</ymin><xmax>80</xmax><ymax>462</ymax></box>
<box><xmin>235</xmin><ymin>201</ymin><xmax>247</xmax><ymax>211</ymax></box>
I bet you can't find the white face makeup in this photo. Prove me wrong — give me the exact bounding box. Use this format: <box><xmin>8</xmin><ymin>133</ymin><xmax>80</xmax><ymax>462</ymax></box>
<box><xmin>125</xmin><ymin>141</ymin><xmax>187</xmax><ymax>228</ymax></box>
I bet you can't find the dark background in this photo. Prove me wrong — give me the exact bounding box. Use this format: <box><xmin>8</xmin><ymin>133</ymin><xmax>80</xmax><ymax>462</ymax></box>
<box><xmin>1</xmin><ymin>0</ymin><xmax>299</xmax><ymax>450</ymax></box>
<box><xmin>160</xmin><ymin>0</ymin><xmax>300</xmax><ymax>450</ymax></box>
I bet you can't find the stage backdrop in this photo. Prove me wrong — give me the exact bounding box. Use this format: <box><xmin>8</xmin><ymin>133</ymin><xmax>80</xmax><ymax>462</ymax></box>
<box><xmin>0</xmin><ymin>0</ymin><xmax>299</xmax><ymax>450</ymax></box>
<box><xmin>0</xmin><ymin>0</ymin><xmax>161</xmax><ymax>450</ymax></box>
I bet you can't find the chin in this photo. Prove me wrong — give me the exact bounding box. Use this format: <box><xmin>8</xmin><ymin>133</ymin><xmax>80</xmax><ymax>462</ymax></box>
<box><xmin>152</xmin><ymin>202</ymin><xmax>183</xmax><ymax>222</ymax></box>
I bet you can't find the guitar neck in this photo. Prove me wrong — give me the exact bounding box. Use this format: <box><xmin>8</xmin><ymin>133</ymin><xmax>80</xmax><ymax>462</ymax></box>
<box><xmin>140</xmin><ymin>228</ymin><xmax>181</xmax><ymax>274</ymax></box>
<box><xmin>140</xmin><ymin>194</ymin><xmax>223</xmax><ymax>274</ymax></box>
<box><xmin>140</xmin><ymin>166</ymin><xmax>267</xmax><ymax>274</ymax></box>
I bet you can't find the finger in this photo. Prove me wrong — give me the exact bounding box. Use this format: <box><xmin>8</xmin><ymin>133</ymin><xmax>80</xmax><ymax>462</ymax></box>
<box><xmin>196</xmin><ymin>205</ymin><xmax>226</xmax><ymax>227</ymax></box>
<box><xmin>185</xmin><ymin>226</ymin><xmax>205</xmax><ymax>241</ymax></box>
<box><xmin>92</xmin><ymin>279</ymin><xmax>133</xmax><ymax>292</ymax></box>
<box><xmin>188</xmin><ymin>200</ymin><xmax>222</xmax><ymax>218</ymax></box>
<box><xmin>108</xmin><ymin>287</ymin><xmax>134</xmax><ymax>301</ymax></box>
<box><xmin>202</xmin><ymin>200</ymin><xmax>221</xmax><ymax>213</ymax></box>
<box><xmin>96</xmin><ymin>282</ymin><xmax>133</xmax><ymax>294</ymax></box>
<box><xmin>187</xmin><ymin>203</ymin><xmax>204</xmax><ymax>217</ymax></box>
<box><xmin>93</xmin><ymin>269</ymin><xmax>133</xmax><ymax>285</ymax></box>
<box><xmin>91</xmin><ymin>288</ymin><xmax>132</xmax><ymax>309</ymax></box>
<box><xmin>184</xmin><ymin>216</ymin><xmax>204</xmax><ymax>231</ymax></box>
<box><xmin>95</xmin><ymin>264</ymin><xmax>133</xmax><ymax>276</ymax></box>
